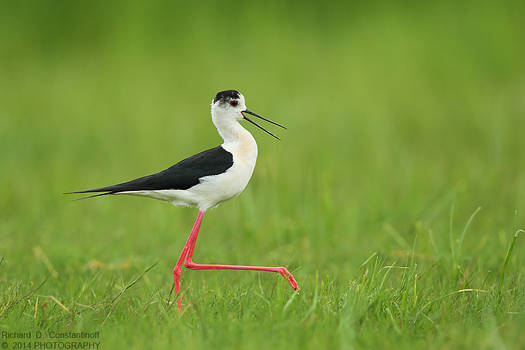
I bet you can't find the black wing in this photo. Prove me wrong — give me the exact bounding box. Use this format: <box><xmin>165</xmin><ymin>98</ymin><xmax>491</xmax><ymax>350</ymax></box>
<box><xmin>67</xmin><ymin>145</ymin><xmax>233</xmax><ymax>198</ymax></box>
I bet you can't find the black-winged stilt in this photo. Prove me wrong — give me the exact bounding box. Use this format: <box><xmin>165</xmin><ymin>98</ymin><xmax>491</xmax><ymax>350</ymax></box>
<box><xmin>67</xmin><ymin>90</ymin><xmax>299</xmax><ymax>309</ymax></box>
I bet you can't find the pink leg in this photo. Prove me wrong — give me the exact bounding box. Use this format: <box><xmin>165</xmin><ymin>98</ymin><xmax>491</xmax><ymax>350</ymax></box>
<box><xmin>173</xmin><ymin>210</ymin><xmax>204</xmax><ymax>310</ymax></box>
<box><xmin>183</xmin><ymin>211</ymin><xmax>299</xmax><ymax>291</ymax></box>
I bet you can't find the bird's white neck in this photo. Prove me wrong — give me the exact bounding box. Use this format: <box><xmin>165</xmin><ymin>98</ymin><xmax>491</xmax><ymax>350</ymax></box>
<box><xmin>212</xmin><ymin>111</ymin><xmax>249</xmax><ymax>142</ymax></box>
<box><xmin>212</xmin><ymin>112</ymin><xmax>258</xmax><ymax>161</ymax></box>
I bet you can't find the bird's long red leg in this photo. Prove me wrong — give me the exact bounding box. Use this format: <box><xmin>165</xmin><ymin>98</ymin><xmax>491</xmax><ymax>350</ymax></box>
<box><xmin>173</xmin><ymin>210</ymin><xmax>204</xmax><ymax>310</ymax></box>
<box><xmin>183</xmin><ymin>211</ymin><xmax>299</xmax><ymax>291</ymax></box>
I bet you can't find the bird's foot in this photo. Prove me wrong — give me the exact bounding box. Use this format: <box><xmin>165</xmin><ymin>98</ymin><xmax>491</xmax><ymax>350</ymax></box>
<box><xmin>279</xmin><ymin>267</ymin><xmax>299</xmax><ymax>291</ymax></box>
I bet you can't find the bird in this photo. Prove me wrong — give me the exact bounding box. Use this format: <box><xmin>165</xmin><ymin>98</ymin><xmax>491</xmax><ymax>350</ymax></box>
<box><xmin>67</xmin><ymin>90</ymin><xmax>299</xmax><ymax>310</ymax></box>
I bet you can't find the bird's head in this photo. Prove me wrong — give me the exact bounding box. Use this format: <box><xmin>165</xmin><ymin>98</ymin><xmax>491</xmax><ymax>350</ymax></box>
<box><xmin>211</xmin><ymin>90</ymin><xmax>285</xmax><ymax>140</ymax></box>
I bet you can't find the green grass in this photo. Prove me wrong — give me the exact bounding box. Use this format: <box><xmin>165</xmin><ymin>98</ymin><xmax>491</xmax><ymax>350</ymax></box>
<box><xmin>1</xmin><ymin>1</ymin><xmax>525</xmax><ymax>349</ymax></box>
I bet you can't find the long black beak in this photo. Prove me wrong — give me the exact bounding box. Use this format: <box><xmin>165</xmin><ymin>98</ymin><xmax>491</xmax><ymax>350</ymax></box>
<box><xmin>241</xmin><ymin>109</ymin><xmax>286</xmax><ymax>140</ymax></box>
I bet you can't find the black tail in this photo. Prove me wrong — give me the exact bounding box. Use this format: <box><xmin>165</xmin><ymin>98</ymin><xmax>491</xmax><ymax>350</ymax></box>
<box><xmin>64</xmin><ymin>190</ymin><xmax>114</xmax><ymax>200</ymax></box>
<box><xmin>64</xmin><ymin>166</ymin><xmax>173</xmax><ymax>199</ymax></box>
<box><xmin>64</xmin><ymin>184</ymin><xmax>122</xmax><ymax>200</ymax></box>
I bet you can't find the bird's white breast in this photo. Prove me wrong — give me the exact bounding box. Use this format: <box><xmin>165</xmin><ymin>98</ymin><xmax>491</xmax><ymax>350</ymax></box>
<box><xmin>195</xmin><ymin>131</ymin><xmax>258</xmax><ymax>209</ymax></box>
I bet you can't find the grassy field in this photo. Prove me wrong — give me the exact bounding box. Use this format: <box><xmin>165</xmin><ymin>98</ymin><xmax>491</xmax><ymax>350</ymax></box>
<box><xmin>1</xmin><ymin>1</ymin><xmax>525</xmax><ymax>349</ymax></box>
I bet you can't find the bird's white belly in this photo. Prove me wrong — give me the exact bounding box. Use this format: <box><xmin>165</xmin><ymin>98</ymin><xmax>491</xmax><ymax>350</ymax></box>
<box><xmin>188</xmin><ymin>160</ymin><xmax>255</xmax><ymax>208</ymax></box>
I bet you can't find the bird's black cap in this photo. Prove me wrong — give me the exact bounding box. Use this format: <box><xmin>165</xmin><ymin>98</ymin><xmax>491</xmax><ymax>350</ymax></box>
<box><xmin>213</xmin><ymin>90</ymin><xmax>240</xmax><ymax>104</ymax></box>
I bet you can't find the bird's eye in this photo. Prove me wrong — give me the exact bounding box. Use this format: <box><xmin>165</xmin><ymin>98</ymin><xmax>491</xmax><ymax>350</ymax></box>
<box><xmin>230</xmin><ymin>100</ymin><xmax>238</xmax><ymax>107</ymax></box>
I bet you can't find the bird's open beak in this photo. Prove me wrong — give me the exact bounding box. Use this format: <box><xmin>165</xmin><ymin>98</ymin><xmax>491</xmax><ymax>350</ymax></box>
<box><xmin>241</xmin><ymin>109</ymin><xmax>286</xmax><ymax>140</ymax></box>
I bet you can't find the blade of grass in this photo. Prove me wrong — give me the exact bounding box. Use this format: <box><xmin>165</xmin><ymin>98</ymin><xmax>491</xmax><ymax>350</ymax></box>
<box><xmin>449</xmin><ymin>203</ymin><xmax>456</xmax><ymax>269</ymax></box>
<box><xmin>101</xmin><ymin>261</ymin><xmax>158</xmax><ymax>327</ymax></box>
<box><xmin>498</xmin><ymin>229</ymin><xmax>523</xmax><ymax>293</ymax></box>
<box><xmin>457</xmin><ymin>206</ymin><xmax>482</xmax><ymax>257</ymax></box>
<box><xmin>301</xmin><ymin>271</ymin><xmax>319</xmax><ymax>323</ymax></box>
<box><xmin>414</xmin><ymin>288</ymin><xmax>488</xmax><ymax>323</ymax></box>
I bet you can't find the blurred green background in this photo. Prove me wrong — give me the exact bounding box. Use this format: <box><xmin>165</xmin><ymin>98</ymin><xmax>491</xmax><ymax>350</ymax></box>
<box><xmin>1</xmin><ymin>1</ymin><xmax>524</xmax><ymax>349</ymax></box>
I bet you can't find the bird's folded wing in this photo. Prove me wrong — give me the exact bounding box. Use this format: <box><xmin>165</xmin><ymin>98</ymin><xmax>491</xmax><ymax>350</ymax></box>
<box><xmin>66</xmin><ymin>145</ymin><xmax>233</xmax><ymax>196</ymax></box>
